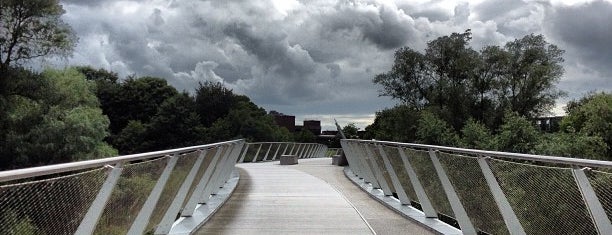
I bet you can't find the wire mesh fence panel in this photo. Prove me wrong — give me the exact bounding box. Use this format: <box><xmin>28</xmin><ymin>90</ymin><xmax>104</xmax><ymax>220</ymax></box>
<box><xmin>405</xmin><ymin>148</ymin><xmax>455</xmax><ymax>218</ymax></box>
<box><xmin>586</xmin><ymin>169</ymin><xmax>612</xmax><ymax>222</ymax></box>
<box><xmin>0</xmin><ymin>168</ymin><xmax>107</xmax><ymax>235</ymax></box>
<box><xmin>180</xmin><ymin>149</ymin><xmax>217</xmax><ymax>209</ymax></box>
<box><xmin>368</xmin><ymin>144</ymin><xmax>396</xmax><ymax>193</ymax></box>
<box><xmin>489</xmin><ymin>158</ymin><xmax>597</xmax><ymax>234</ymax></box>
<box><xmin>437</xmin><ymin>152</ymin><xmax>509</xmax><ymax>235</ymax></box>
<box><xmin>383</xmin><ymin>146</ymin><xmax>419</xmax><ymax>204</ymax></box>
<box><xmin>94</xmin><ymin>157</ymin><xmax>168</xmax><ymax>235</ymax></box>
<box><xmin>144</xmin><ymin>152</ymin><xmax>199</xmax><ymax>233</ymax></box>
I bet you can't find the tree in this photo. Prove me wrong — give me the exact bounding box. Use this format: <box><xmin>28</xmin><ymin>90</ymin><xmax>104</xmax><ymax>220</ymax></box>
<box><xmin>460</xmin><ymin>118</ymin><xmax>496</xmax><ymax>150</ymax></box>
<box><xmin>416</xmin><ymin>111</ymin><xmax>459</xmax><ymax>146</ymax></box>
<box><xmin>108</xmin><ymin>76</ymin><xmax>178</xmax><ymax>134</ymax></box>
<box><xmin>496</xmin><ymin>34</ymin><xmax>565</xmax><ymax>118</ymax></box>
<box><xmin>0</xmin><ymin>0</ymin><xmax>76</xmax><ymax>74</ymax></box>
<box><xmin>365</xmin><ymin>104</ymin><xmax>420</xmax><ymax>142</ymax></box>
<box><xmin>560</xmin><ymin>92</ymin><xmax>612</xmax><ymax>159</ymax></box>
<box><xmin>373</xmin><ymin>31</ymin><xmax>565</xmax><ymax>131</ymax></box>
<box><xmin>194</xmin><ymin>81</ymin><xmax>236</xmax><ymax>127</ymax></box>
<box><xmin>342</xmin><ymin>123</ymin><xmax>360</xmax><ymax>139</ymax></box>
<box><xmin>495</xmin><ymin>111</ymin><xmax>539</xmax><ymax>153</ymax></box>
<box><xmin>0</xmin><ymin>68</ymin><xmax>116</xmax><ymax>170</ymax></box>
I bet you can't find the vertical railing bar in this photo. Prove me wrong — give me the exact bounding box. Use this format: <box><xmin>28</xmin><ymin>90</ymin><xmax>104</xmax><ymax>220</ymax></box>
<box><xmin>429</xmin><ymin>150</ymin><xmax>477</xmax><ymax>235</ymax></box>
<box><xmin>572</xmin><ymin>167</ymin><xmax>612</xmax><ymax>234</ymax></box>
<box><xmin>341</xmin><ymin>141</ymin><xmax>362</xmax><ymax>177</ymax></box>
<box><xmin>127</xmin><ymin>154</ymin><xmax>179</xmax><ymax>235</ymax></box>
<box><xmin>272</xmin><ymin>143</ymin><xmax>282</xmax><ymax>160</ymax></box>
<box><xmin>477</xmin><ymin>156</ymin><xmax>526</xmax><ymax>235</ymax></box>
<box><xmin>75</xmin><ymin>163</ymin><xmax>124</xmax><ymax>235</ymax></box>
<box><xmin>353</xmin><ymin>142</ymin><xmax>381</xmax><ymax>188</ymax></box>
<box><xmin>398</xmin><ymin>147</ymin><xmax>437</xmax><ymax>217</ymax></box>
<box><xmin>281</xmin><ymin>143</ymin><xmax>290</xmax><ymax>157</ymax></box>
<box><xmin>182</xmin><ymin>146</ymin><xmax>224</xmax><ymax>216</ymax></box>
<box><xmin>200</xmin><ymin>145</ymin><xmax>235</xmax><ymax>203</ymax></box>
<box><xmin>377</xmin><ymin>145</ymin><xmax>411</xmax><ymax>204</ymax></box>
<box><xmin>363</xmin><ymin>144</ymin><xmax>393</xmax><ymax>196</ymax></box>
<box><xmin>238</xmin><ymin>143</ymin><xmax>249</xmax><ymax>163</ymax></box>
<box><xmin>289</xmin><ymin>143</ymin><xmax>296</xmax><ymax>155</ymax></box>
<box><xmin>155</xmin><ymin>150</ymin><xmax>207</xmax><ymax>234</ymax></box>
<box><xmin>216</xmin><ymin>142</ymin><xmax>244</xmax><ymax>188</ymax></box>
<box><xmin>251</xmin><ymin>144</ymin><xmax>262</xmax><ymax>163</ymax></box>
<box><xmin>262</xmin><ymin>143</ymin><xmax>273</xmax><ymax>161</ymax></box>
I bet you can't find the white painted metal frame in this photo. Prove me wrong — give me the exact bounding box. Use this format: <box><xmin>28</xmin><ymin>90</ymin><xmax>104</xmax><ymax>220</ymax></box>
<box><xmin>342</xmin><ymin>139</ymin><xmax>612</xmax><ymax>235</ymax></box>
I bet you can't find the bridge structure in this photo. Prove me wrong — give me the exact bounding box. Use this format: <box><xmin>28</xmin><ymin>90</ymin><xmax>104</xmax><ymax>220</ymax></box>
<box><xmin>0</xmin><ymin>139</ymin><xmax>611</xmax><ymax>234</ymax></box>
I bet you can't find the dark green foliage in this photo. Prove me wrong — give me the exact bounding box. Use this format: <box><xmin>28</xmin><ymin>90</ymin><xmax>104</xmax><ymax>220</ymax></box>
<box><xmin>495</xmin><ymin>111</ymin><xmax>539</xmax><ymax>153</ymax></box>
<box><xmin>0</xmin><ymin>68</ymin><xmax>116</xmax><ymax>170</ymax></box>
<box><xmin>342</xmin><ymin>123</ymin><xmax>359</xmax><ymax>139</ymax></box>
<box><xmin>416</xmin><ymin>111</ymin><xmax>459</xmax><ymax>146</ymax></box>
<box><xmin>194</xmin><ymin>81</ymin><xmax>236</xmax><ymax>127</ymax></box>
<box><xmin>0</xmin><ymin>0</ymin><xmax>77</xmax><ymax>73</ymax></box>
<box><xmin>364</xmin><ymin>104</ymin><xmax>419</xmax><ymax>142</ymax></box>
<box><xmin>373</xmin><ymin>31</ymin><xmax>565</xmax><ymax>132</ymax></box>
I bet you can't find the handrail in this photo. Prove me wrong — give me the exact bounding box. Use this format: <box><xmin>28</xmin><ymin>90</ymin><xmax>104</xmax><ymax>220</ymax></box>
<box><xmin>0</xmin><ymin>139</ymin><xmax>243</xmax><ymax>183</ymax></box>
<box><xmin>348</xmin><ymin>139</ymin><xmax>612</xmax><ymax>168</ymax></box>
<box><xmin>341</xmin><ymin>139</ymin><xmax>612</xmax><ymax>235</ymax></box>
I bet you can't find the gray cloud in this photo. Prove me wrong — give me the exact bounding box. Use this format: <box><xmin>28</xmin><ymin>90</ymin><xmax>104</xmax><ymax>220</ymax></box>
<box><xmin>56</xmin><ymin>0</ymin><xmax>612</xmax><ymax>128</ymax></box>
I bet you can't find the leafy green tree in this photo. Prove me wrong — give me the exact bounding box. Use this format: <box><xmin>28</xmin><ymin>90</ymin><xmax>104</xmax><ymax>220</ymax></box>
<box><xmin>373</xmin><ymin>31</ymin><xmax>565</xmax><ymax>131</ymax></box>
<box><xmin>495</xmin><ymin>111</ymin><xmax>540</xmax><ymax>153</ymax></box>
<box><xmin>496</xmin><ymin>34</ymin><xmax>565</xmax><ymax>118</ymax></box>
<box><xmin>0</xmin><ymin>0</ymin><xmax>76</xmax><ymax>74</ymax></box>
<box><xmin>460</xmin><ymin>118</ymin><xmax>496</xmax><ymax>150</ymax></box>
<box><xmin>416</xmin><ymin>111</ymin><xmax>459</xmax><ymax>146</ymax></box>
<box><xmin>143</xmin><ymin>92</ymin><xmax>205</xmax><ymax>151</ymax></box>
<box><xmin>294</xmin><ymin>128</ymin><xmax>316</xmax><ymax>143</ymax></box>
<box><xmin>534</xmin><ymin>132</ymin><xmax>607</xmax><ymax>160</ymax></box>
<box><xmin>0</xmin><ymin>68</ymin><xmax>116</xmax><ymax>169</ymax></box>
<box><xmin>342</xmin><ymin>123</ymin><xmax>360</xmax><ymax>139</ymax></box>
<box><xmin>365</xmin><ymin>104</ymin><xmax>419</xmax><ymax>142</ymax></box>
<box><xmin>194</xmin><ymin>81</ymin><xmax>236</xmax><ymax>127</ymax></box>
<box><xmin>108</xmin><ymin>76</ymin><xmax>178</xmax><ymax>134</ymax></box>
<box><xmin>560</xmin><ymin>92</ymin><xmax>612</xmax><ymax>159</ymax></box>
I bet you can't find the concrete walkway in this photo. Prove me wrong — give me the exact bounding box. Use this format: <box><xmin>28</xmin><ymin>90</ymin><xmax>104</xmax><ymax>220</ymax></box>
<box><xmin>197</xmin><ymin>158</ymin><xmax>434</xmax><ymax>235</ymax></box>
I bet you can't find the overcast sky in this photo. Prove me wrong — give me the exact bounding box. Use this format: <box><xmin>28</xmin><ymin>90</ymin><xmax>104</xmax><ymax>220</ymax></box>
<box><xmin>55</xmin><ymin>0</ymin><xmax>612</xmax><ymax>130</ymax></box>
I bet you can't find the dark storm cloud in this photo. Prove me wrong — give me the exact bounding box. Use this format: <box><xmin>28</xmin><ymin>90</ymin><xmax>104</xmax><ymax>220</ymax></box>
<box><xmin>546</xmin><ymin>0</ymin><xmax>612</xmax><ymax>76</ymax></box>
<box><xmin>319</xmin><ymin>2</ymin><xmax>416</xmax><ymax>49</ymax></box>
<box><xmin>474</xmin><ymin>0</ymin><xmax>526</xmax><ymax>21</ymax></box>
<box><xmin>56</xmin><ymin>0</ymin><xmax>612</xmax><ymax>128</ymax></box>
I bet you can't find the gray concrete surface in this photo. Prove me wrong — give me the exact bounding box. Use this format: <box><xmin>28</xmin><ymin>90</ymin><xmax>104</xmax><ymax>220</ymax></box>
<box><xmin>197</xmin><ymin>158</ymin><xmax>434</xmax><ymax>235</ymax></box>
<box><xmin>289</xmin><ymin>158</ymin><xmax>435</xmax><ymax>235</ymax></box>
<box><xmin>196</xmin><ymin>161</ymin><xmax>375</xmax><ymax>234</ymax></box>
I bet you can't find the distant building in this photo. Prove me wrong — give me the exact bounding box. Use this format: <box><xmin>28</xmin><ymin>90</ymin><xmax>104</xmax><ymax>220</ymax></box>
<box><xmin>268</xmin><ymin>111</ymin><xmax>322</xmax><ymax>135</ymax></box>
<box><xmin>303</xmin><ymin>120</ymin><xmax>321</xmax><ymax>135</ymax></box>
<box><xmin>533</xmin><ymin>116</ymin><xmax>564</xmax><ymax>132</ymax></box>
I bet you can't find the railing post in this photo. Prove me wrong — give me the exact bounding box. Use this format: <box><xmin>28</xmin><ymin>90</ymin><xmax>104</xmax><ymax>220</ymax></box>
<box><xmin>341</xmin><ymin>141</ymin><xmax>363</xmax><ymax>177</ymax></box>
<box><xmin>289</xmin><ymin>143</ymin><xmax>296</xmax><ymax>155</ymax></box>
<box><xmin>182</xmin><ymin>146</ymin><xmax>225</xmax><ymax>216</ymax></box>
<box><xmin>200</xmin><ymin>145</ymin><xmax>235</xmax><ymax>203</ymax></box>
<box><xmin>155</xmin><ymin>150</ymin><xmax>207</xmax><ymax>234</ymax></box>
<box><xmin>271</xmin><ymin>143</ymin><xmax>282</xmax><ymax>160</ymax></box>
<box><xmin>352</xmin><ymin>142</ymin><xmax>381</xmax><ymax>188</ymax></box>
<box><xmin>572</xmin><ymin>167</ymin><xmax>612</xmax><ymax>234</ymax></box>
<box><xmin>262</xmin><ymin>143</ymin><xmax>273</xmax><ymax>161</ymax></box>
<box><xmin>377</xmin><ymin>145</ymin><xmax>411</xmax><ymax>204</ymax></box>
<box><xmin>477</xmin><ymin>157</ymin><xmax>526</xmax><ymax>235</ymax></box>
<box><xmin>75</xmin><ymin>163</ymin><xmax>124</xmax><ymax>235</ymax></box>
<box><xmin>127</xmin><ymin>154</ymin><xmax>179</xmax><ymax>235</ymax></box>
<box><xmin>280</xmin><ymin>143</ymin><xmax>290</xmax><ymax>157</ymax></box>
<box><xmin>429</xmin><ymin>150</ymin><xmax>477</xmax><ymax>235</ymax></box>
<box><xmin>251</xmin><ymin>143</ymin><xmax>262</xmax><ymax>162</ymax></box>
<box><xmin>363</xmin><ymin>144</ymin><xmax>393</xmax><ymax>196</ymax></box>
<box><xmin>398</xmin><ymin>148</ymin><xmax>437</xmax><ymax>217</ymax></box>
<box><xmin>238</xmin><ymin>143</ymin><xmax>249</xmax><ymax>163</ymax></box>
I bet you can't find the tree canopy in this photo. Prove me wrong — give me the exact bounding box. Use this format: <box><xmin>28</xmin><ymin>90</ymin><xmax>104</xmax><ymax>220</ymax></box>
<box><xmin>374</xmin><ymin>30</ymin><xmax>565</xmax><ymax>130</ymax></box>
<box><xmin>0</xmin><ymin>0</ymin><xmax>76</xmax><ymax>73</ymax></box>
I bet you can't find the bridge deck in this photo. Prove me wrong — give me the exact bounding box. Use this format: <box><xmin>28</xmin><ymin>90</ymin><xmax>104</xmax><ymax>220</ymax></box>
<box><xmin>196</xmin><ymin>158</ymin><xmax>433</xmax><ymax>234</ymax></box>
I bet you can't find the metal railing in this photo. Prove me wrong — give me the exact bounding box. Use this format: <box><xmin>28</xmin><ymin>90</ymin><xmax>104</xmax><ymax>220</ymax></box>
<box><xmin>237</xmin><ymin>142</ymin><xmax>328</xmax><ymax>163</ymax></box>
<box><xmin>342</xmin><ymin>139</ymin><xmax>612</xmax><ymax>235</ymax></box>
<box><xmin>0</xmin><ymin>139</ymin><xmax>245</xmax><ymax>235</ymax></box>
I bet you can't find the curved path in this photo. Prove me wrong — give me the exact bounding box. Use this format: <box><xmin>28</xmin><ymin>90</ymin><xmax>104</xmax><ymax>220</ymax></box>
<box><xmin>197</xmin><ymin>158</ymin><xmax>433</xmax><ymax>235</ymax></box>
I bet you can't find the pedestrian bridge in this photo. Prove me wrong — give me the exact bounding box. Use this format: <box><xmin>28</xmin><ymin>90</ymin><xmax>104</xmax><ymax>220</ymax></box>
<box><xmin>1</xmin><ymin>140</ymin><xmax>611</xmax><ymax>234</ymax></box>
